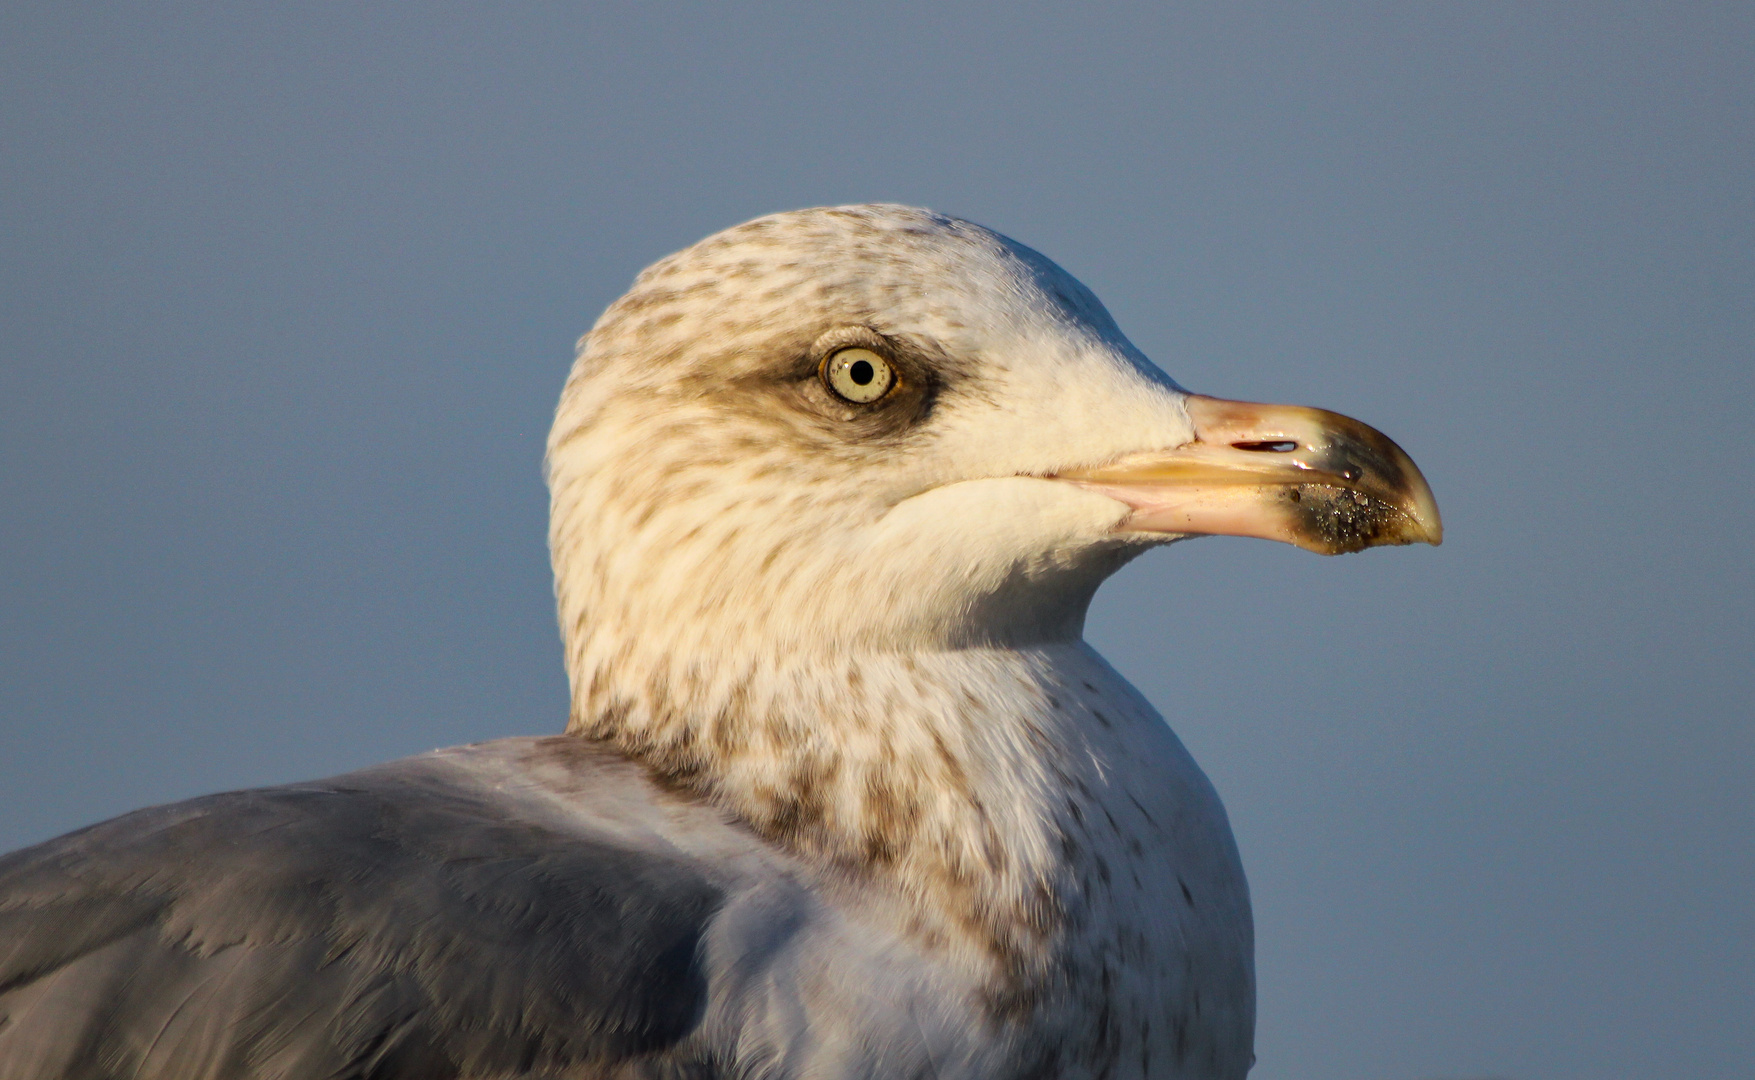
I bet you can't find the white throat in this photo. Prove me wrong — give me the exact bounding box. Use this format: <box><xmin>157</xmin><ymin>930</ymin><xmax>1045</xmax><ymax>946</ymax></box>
<box><xmin>566</xmin><ymin>626</ymin><xmax>1111</xmax><ymax>963</ymax></box>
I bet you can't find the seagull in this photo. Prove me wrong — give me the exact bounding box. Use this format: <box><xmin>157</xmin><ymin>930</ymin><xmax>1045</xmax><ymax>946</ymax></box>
<box><xmin>0</xmin><ymin>205</ymin><xmax>1440</xmax><ymax>1080</ymax></box>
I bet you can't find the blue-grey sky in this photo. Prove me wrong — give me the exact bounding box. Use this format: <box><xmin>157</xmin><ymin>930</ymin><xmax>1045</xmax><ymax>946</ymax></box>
<box><xmin>3</xmin><ymin>5</ymin><xmax>1749</xmax><ymax>1078</ymax></box>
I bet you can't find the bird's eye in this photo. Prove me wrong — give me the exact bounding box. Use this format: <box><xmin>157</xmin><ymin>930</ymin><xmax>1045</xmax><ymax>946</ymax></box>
<box><xmin>821</xmin><ymin>347</ymin><xmax>895</xmax><ymax>404</ymax></box>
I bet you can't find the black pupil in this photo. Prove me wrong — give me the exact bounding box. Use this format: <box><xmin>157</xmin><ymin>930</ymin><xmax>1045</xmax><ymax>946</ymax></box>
<box><xmin>849</xmin><ymin>359</ymin><xmax>874</xmax><ymax>385</ymax></box>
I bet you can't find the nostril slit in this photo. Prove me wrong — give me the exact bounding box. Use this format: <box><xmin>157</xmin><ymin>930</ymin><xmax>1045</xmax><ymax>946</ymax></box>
<box><xmin>1233</xmin><ymin>440</ymin><xmax>1297</xmax><ymax>453</ymax></box>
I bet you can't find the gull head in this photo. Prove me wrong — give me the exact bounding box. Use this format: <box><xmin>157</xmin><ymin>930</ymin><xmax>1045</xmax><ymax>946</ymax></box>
<box><xmin>547</xmin><ymin>205</ymin><xmax>1439</xmax><ymax>679</ymax></box>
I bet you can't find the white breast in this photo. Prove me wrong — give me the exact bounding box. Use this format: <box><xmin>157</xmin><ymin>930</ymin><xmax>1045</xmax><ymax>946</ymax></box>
<box><xmin>538</xmin><ymin>643</ymin><xmax>1256</xmax><ymax>1080</ymax></box>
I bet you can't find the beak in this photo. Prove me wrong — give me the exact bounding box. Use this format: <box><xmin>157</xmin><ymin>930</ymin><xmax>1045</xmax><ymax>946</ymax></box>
<box><xmin>1056</xmin><ymin>395</ymin><xmax>1443</xmax><ymax>555</ymax></box>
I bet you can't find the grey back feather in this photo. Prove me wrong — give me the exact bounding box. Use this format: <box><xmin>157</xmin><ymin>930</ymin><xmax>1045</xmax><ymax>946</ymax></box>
<box><xmin>0</xmin><ymin>738</ymin><xmax>736</xmax><ymax>1080</ymax></box>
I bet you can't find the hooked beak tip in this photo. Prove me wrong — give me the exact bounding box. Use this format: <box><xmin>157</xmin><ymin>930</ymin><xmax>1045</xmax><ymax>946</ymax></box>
<box><xmin>1057</xmin><ymin>394</ymin><xmax>1442</xmax><ymax>556</ymax></box>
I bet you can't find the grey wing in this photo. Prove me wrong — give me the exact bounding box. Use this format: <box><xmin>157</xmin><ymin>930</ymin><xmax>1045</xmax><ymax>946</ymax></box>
<box><xmin>0</xmin><ymin>755</ymin><xmax>724</xmax><ymax>1080</ymax></box>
